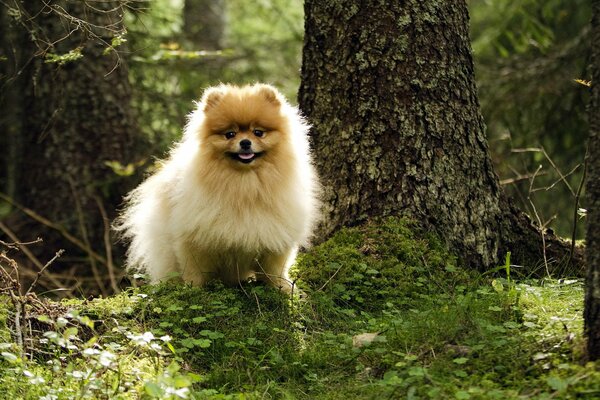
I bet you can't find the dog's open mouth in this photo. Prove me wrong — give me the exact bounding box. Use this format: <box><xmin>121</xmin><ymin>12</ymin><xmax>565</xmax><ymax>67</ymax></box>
<box><xmin>228</xmin><ymin>152</ymin><xmax>264</xmax><ymax>164</ymax></box>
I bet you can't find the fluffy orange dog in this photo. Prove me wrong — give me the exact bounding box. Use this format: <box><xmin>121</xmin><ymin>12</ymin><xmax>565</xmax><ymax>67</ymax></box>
<box><xmin>116</xmin><ymin>83</ymin><xmax>320</xmax><ymax>291</ymax></box>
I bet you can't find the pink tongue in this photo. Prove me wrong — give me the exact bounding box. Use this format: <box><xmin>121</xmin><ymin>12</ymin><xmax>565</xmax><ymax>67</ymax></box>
<box><xmin>238</xmin><ymin>153</ymin><xmax>254</xmax><ymax>160</ymax></box>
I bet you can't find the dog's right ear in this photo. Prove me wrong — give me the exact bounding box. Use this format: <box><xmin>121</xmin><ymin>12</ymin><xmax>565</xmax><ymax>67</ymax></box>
<box><xmin>201</xmin><ymin>86</ymin><xmax>226</xmax><ymax>112</ymax></box>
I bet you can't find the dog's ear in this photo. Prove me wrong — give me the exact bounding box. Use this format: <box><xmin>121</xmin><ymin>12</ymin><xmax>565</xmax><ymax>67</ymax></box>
<box><xmin>201</xmin><ymin>86</ymin><xmax>226</xmax><ymax>112</ymax></box>
<box><xmin>255</xmin><ymin>84</ymin><xmax>282</xmax><ymax>107</ymax></box>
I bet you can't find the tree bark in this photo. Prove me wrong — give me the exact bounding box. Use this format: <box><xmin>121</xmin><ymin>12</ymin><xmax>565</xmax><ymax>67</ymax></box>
<box><xmin>183</xmin><ymin>0</ymin><xmax>225</xmax><ymax>50</ymax></box>
<box><xmin>1</xmin><ymin>1</ymin><xmax>139</xmax><ymax>294</ymax></box>
<box><xmin>585</xmin><ymin>0</ymin><xmax>600</xmax><ymax>361</ymax></box>
<box><xmin>0</xmin><ymin>3</ymin><xmax>29</xmax><ymax>206</ymax></box>
<box><xmin>299</xmin><ymin>0</ymin><xmax>581</xmax><ymax>272</ymax></box>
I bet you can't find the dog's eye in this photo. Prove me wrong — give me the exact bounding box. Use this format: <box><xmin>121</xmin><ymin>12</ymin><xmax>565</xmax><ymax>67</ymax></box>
<box><xmin>253</xmin><ymin>129</ymin><xmax>264</xmax><ymax>137</ymax></box>
<box><xmin>224</xmin><ymin>131</ymin><xmax>236</xmax><ymax>139</ymax></box>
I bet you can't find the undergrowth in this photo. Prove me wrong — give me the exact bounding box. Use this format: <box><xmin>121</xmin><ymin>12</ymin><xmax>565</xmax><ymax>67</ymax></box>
<box><xmin>0</xmin><ymin>217</ymin><xmax>598</xmax><ymax>399</ymax></box>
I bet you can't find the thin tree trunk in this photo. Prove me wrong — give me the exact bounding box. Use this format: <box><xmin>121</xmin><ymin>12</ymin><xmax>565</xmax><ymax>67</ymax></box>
<box><xmin>585</xmin><ymin>0</ymin><xmax>600</xmax><ymax>361</ymax></box>
<box><xmin>183</xmin><ymin>0</ymin><xmax>225</xmax><ymax>50</ymax></box>
<box><xmin>0</xmin><ymin>4</ymin><xmax>28</xmax><ymax>205</ymax></box>
<box><xmin>299</xmin><ymin>0</ymin><xmax>581</xmax><ymax>272</ymax></box>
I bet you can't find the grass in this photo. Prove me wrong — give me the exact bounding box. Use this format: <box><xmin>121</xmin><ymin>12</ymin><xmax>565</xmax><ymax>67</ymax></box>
<box><xmin>0</xmin><ymin>217</ymin><xmax>598</xmax><ymax>399</ymax></box>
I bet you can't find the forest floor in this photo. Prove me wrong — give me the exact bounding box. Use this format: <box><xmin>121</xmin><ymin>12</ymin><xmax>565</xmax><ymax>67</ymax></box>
<box><xmin>0</xmin><ymin>218</ymin><xmax>598</xmax><ymax>399</ymax></box>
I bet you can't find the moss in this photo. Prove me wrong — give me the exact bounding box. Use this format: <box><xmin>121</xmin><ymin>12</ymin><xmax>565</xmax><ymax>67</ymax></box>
<box><xmin>137</xmin><ymin>282</ymin><xmax>304</xmax><ymax>388</ymax></box>
<box><xmin>296</xmin><ymin>217</ymin><xmax>473</xmax><ymax>312</ymax></box>
<box><xmin>0</xmin><ymin>295</ymin><xmax>11</xmax><ymax>343</ymax></box>
<box><xmin>0</xmin><ymin>218</ymin><xmax>598</xmax><ymax>398</ymax></box>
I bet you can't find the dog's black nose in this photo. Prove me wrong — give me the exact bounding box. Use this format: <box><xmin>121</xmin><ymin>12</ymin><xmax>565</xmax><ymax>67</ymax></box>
<box><xmin>240</xmin><ymin>139</ymin><xmax>252</xmax><ymax>150</ymax></box>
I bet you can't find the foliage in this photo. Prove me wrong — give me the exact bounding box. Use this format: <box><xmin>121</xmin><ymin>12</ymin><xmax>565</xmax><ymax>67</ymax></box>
<box><xmin>470</xmin><ymin>0</ymin><xmax>591</xmax><ymax>238</ymax></box>
<box><xmin>1</xmin><ymin>218</ymin><xmax>598</xmax><ymax>399</ymax></box>
<box><xmin>125</xmin><ymin>0</ymin><xmax>304</xmax><ymax>156</ymax></box>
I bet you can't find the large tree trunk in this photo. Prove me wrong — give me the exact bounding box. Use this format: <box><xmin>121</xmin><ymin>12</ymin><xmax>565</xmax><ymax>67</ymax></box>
<box><xmin>585</xmin><ymin>0</ymin><xmax>600</xmax><ymax>361</ymax></box>
<box><xmin>1</xmin><ymin>1</ymin><xmax>139</xmax><ymax>295</ymax></box>
<box><xmin>299</xmin><ymin>1</ymin><xmax>580</xmax><ymax>272</ymax></box>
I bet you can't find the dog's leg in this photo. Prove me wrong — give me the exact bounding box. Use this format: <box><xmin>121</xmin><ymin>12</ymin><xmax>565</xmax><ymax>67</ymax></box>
<box><xmin>175</xmin><ymin>242</ymin><xmax>216</xmax><ymax>286</ymax></box>
<box><xmin>256</xmin><ymin>248</ymin><xmax>297</xmax><ymax>292</ymax></box>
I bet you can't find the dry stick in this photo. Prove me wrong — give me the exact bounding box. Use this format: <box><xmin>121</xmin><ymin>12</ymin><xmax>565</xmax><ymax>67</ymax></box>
<box><xmin>253</xmin><ymin>291</ymin><xmax>264</xmax><ymax>317</ymax></box>
<box><xmin>11</xmin><ymin>292</ymin><xmax>24</xmax><ymax>358</ymax></box>
<box><xmin>541</xmin><ymin>147</ymin><xmax>576</xmax><ymax>196</ymax></box>
<box><xmin>253</xmin><ymin>259</ymin><xmax>298</xmax><ymax>293</ymax></box>
<box><xmin>318</xmin><ymin>263</ymin><xmax>344</xmax><ymax>291</ymax></box>
<box><xmin>516</xmin><ymin>146</ymin><xmax>584</xmax><ymax>272</ymax></box>
<box><xmin>533</xmin><ymin>163</ymin><xmax>581</xmax><ymax>194</ymax></box>
<box><xmin>528</xmin><ymin>165</ymin><xmax>551</xmax><ymax>278</ymax></box>
<box><xmin>95</xmin><ymin>196</ymin><xmax>120</xmax><ymax>293</ymax></box>
<box><xmin>67</xmin><ymin>178</ymin><xmax>107</xmax><ymax>297</ymax></box>
<box><xmin>0</xmin><ymin>254</ymin><xmax>25</xmax><ymax>358</ymax></box>
<box><xmin>0</xmin><ymin>192</ymin><xmax>107</xmax><ymax>265</ymax></box>
<box><xmin>0</xmin><ymin>222</ymin><xmax>65</xmax><ymax>289</ymax></box>
<box><xmin>0</xmin><ymin>238</ymin><xmax>42</xmax><ymax>249</ymax></box>
<box><xmin>25</xmin><ymin>250</ymin><xmax>64</xmax><ymax>296</ymax></box>
<box><xmin>568</xmin><ymin>150</ymin><xmax>588</xmax><ymax>271</ymax></box>
<box><xmin>236</xmin><ymin>262</ymin><xmax>251</xmax><ymax>299</ymax></box>
<box><xmin>500</xmin><ymin>171</ymin><xmax>548</xmax><ymax>185</ymax></box>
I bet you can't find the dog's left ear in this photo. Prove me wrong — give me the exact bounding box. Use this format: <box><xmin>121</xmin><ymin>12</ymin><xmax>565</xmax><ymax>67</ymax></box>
<box><xmin>255</xmin><ymin>84</ymin><xmax>282</xmax><ymax>107</ymax></box>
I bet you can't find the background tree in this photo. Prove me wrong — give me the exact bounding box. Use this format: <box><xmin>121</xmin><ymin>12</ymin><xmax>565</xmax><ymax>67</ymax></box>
<box><xmin>0</xmin><ymin>1</ymin><xmax>140</xmax><ymax>295</ymax></box>
<box><xmin>585</xmin><ymin>0</ymin><xmax>600</xmax><ymax>361</ymax></box>
<box><xmin>183</xmin><ymin>0</ymin><xmax>225</xmax><ymax>50</ymax></box>
<box><xmin>299</xmin><ymin>0</ymin><xmax>578</xmax><ymax>272</ymax></box>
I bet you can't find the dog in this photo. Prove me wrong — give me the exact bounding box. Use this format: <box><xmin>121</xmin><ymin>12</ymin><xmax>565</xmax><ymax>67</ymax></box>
<box><xmin>115</xmin><ymin>83</ymin><xmax>320</xmax><ymax>291</ymax></box>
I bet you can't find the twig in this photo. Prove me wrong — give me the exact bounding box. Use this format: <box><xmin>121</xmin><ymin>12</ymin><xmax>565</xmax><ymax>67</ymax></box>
<box><xmin>0</xmin><ymin>252</ymin><xmax>25</xmax><ymax>358</ymax></box>
<box><xmin>0</xmin><ymin>192</ymin><xmax>107</xmax><ymax>265</ymax></box>
<box><xmin>11</xmin><ymin>293</ymin><xmax>24</xmax><ymax>358</ymax></box>
<box><xmin>236</xmin><ymin>262</ymin><xmax>250</xmax><ymax>299</ymax></box>
<box><xmin>67</xmin><ymin>177</ymin><xmax>107</xmax><ymax>297</ymax></box>
<box><xmin>253</xmin><ymin>291</ymin><xmax>264</xmax><ymax>317</ymax></box>
<box><xmin>535</xmin><ymin>163</ymin><xmax>581</xmax><ymax>193</ymax></box>
<box><xmin>540</xmin><ymin>147</ymin><xmax>575</xmax><ymax>196</ymax></box>
<box><xmin>0</xmin><ymin>238</ymin><xmax>42</xmax><ymax>249</ymax></box>
<box><xmin>500</xmin><ymin>171</ymin><xmax>547</xmax><ymax>185</ymax></box>
<box><xmin>254</xmin><ymin>258</ymin><xmax>295</xmax><ymax>292</ymax></box>
<box><xmin>0</xmin><ymin>222</ymin><xmax>64</xmax><ymax>288</ymax></box>
<box><xmin>318</xmin><ymin>264</ymin><xmax>344</xmax><ymax>291</ymax></box>
<box><xmin>527</xmin><ymin>165</ymin><xmax>551</xmax><ymax>278</ymax></box>
<box><xmin>254</xmin><ymin>258</ymin><xmax>275</xmax><ymax>287</ymax></box>
<box><xmin>25</xmin><ymin>250</ymin><xmax>64</xmax><ymax>296</ymax></box>
<box><xmin>567</xmin><ymin>149</ymin><xmax>588</xmax><ymax>270</ymax></box>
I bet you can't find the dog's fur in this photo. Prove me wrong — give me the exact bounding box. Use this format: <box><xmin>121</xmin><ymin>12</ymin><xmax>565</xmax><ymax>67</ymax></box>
<box><xmin>115</xmin><ymin>83</ymin><xmax>320</xmax><ymax>290</ymax></box>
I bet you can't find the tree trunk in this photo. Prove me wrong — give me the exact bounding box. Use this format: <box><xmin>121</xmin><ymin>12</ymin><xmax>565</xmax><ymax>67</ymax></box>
<box><xmin>0</xmin><ymin>3</ymin><xmax>29</xmax><ymax>207</ymax></box>
<box><xmin>585</xmin><ymin>0</ymin><xmax>600</xmax><ymax>361</ymax></box>
<box><xmin>1</xmin><ymin>1</ymin><xmax>139</xmax><ymax>294</ymax></box>
<box><xmin>299</xmin><ymin>0</ymin><xmax>581</xmax><ymax>272</ymax></box>
<box><xmin>183</xmin><ymin>0</ymin><xmax>225</xmax><ymax>50</ymax></box>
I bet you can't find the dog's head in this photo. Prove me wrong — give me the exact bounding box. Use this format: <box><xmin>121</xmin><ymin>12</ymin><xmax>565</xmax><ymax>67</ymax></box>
<box><xmin>197</xmin><ymin>84</ymin><xmax>292</xmax><ymax>169</ymax></box>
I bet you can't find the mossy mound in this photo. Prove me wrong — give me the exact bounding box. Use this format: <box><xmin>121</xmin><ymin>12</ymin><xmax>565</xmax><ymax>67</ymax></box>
<box><xmin>296</xmin><ymin>218</ymin><xmax>474</xmax><ymax>311</ymax></box>
<box><xmin>136</xmin><ymin>282</ymin><xmax>303</xmax><ymax>388</ymax></box>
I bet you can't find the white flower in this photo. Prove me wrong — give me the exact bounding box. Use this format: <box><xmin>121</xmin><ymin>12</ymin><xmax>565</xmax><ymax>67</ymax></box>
<box><xmin>150</xmin><ymin>343</ymin><xmax>163</xmax><ymax>352</ymax></box>
<box><xmin>165</xmin><ymin>387</ymin><xmax>190</xmax><ymax>399</ymax></box>
<box><xmin>98</xmin><ymin>351</ymin><xmax>116</xmax><ymax>367</ymax></box>
<box><xmin>83</xmin><ymin>348</ymin><xmax>100</xmax><ymax>357</ymax></box>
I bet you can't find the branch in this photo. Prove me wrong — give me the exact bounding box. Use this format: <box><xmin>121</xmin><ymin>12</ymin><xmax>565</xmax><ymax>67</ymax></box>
<box><xmin>0</xmin><ymin>192</ymin><xmax>107</xmax><ymax>265</ymax></box>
